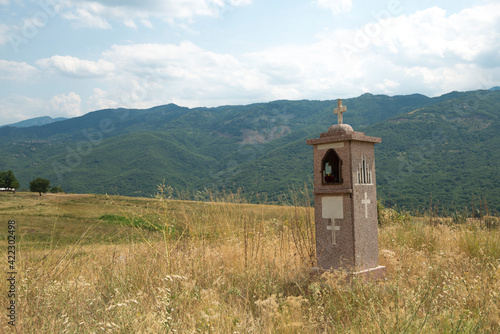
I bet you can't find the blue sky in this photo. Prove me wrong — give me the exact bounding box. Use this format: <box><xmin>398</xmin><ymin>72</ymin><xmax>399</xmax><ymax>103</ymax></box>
<box><xmin>0</xmin><ymin>0</ymin><xmax>499</xmax><ymax>125</ymax></box>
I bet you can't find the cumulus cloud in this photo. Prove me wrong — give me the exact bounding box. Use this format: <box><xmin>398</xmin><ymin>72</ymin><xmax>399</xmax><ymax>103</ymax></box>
<box><xmin>60</xmin><ymin>0</ymin><xmax>252</xmax><ymax>29</ymax></box>
<box><xmin>0</xmin><ymin>60</ymin><xmax>38</xmax><ymax>80</ymax></box>
<box><xmin>4</xmin><ymin>2</ymin><xmax>500</xmax><ymax>124</ymax></box>
<box><xmin>87</xmin><ymin>88</ymin><xmax>121</xmax><ymax>110</ymax></box>
<box><xmin>88</xmin><ymin>41</ymin><xmax>269</xmax><ymax>108</ymax></box>
<box><xmin>110</xmin><ymin>3</ymin><xmax>496</xmax><ymax>104</ymax></box>
<box><xmin>309</xmin><ymin>3</ymin><xmax>500</xmax><ymax>96</ymax></box>
<box><xmin>337</xmin><ymin>4</ymin><xmax>500</xmax><ymax>66</ymax></box>
<box><xmin>313</xmin><ymin>0</ymin><xmax>352</xmax><ymax>15</ymax></box>
<box><xmin>36</xmin><ymin>55</ymin><xmax>115</xmax><ymax>77</ymax></box>
<box><xmin>49</xmin><ymin>92</ymin><xmax>82</xmax><ymax>117</ymax></box>
<box><xmin>62</xmin><ymin>7</ymin><xmax>112</xmax><ymax>29</ymax></box>
<box><xmin>38</xmin><ymin>0</ymin><xmax>500</xmax><ymax>112</ymax></box>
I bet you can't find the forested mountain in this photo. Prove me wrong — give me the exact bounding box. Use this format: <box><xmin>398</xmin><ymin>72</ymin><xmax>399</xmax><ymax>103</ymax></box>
<box><xmin>0</xmin><ymin>89</ymin><xmax>498</xmax><ymax>213</ymax></box>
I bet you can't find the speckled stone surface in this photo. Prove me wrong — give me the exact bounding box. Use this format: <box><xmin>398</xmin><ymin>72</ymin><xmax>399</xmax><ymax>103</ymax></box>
<box><xmin>307</xmin><ymin>123</ymin><xmax>385</xmax><ymax>278</ymax></box>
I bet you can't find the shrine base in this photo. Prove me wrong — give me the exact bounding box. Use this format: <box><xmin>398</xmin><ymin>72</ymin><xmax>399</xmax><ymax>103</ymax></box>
<box><xmin>310</xmin><ymin>265</ymin><xmax>386</xmax><ymax>282</ymax></box>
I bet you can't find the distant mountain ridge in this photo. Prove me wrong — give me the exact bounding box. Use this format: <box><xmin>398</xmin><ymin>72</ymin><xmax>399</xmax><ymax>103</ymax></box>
<box><xmin>1</xmin><ymin>116</ymin><xmax>67</xmax><ymax>128</ymax></box>
<box><xmin>0</xmin><ymin>90</ymin><xmax>498</xmax><ymax>213</ymax></box>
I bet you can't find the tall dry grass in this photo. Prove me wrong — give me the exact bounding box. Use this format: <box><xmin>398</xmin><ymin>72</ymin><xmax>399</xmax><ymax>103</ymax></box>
<box><xmin>1</xmin><ymin>190</ymin><xmax>499</xmax><ymax>333</ymax></box>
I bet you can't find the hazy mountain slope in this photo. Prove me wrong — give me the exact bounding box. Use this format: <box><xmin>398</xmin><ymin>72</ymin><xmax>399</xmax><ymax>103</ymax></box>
<box><xmin>1</xmin><ymin>116</ymin><xmax>67</xmax><ymax>128</ymax></box>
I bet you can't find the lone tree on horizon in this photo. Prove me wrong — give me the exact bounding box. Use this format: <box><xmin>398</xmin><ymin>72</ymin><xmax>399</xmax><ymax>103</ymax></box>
<box><xmin>0</xmin><ymin>170</ymin><xmax>20</xmax><ymax>191</ymax></box>
<box><xmin>30</xmin><ymin>177</ymin><xmax>50</xmax><ymax>196</ymax></box>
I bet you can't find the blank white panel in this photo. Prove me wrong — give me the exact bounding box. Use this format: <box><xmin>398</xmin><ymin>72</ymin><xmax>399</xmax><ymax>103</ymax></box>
<box><xmin>322</xmin><ymin>196</ymin><xmax>344</xmax><ymax>219</ymax></box>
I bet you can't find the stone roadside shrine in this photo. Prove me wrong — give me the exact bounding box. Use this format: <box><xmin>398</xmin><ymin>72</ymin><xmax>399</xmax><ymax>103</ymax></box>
<box><xmin>307</xmin><ymin>99</ymin><xmax>386</xmax><ymax>280</ymax></box>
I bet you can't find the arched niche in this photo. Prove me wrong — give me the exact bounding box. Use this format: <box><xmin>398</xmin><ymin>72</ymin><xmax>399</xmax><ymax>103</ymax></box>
<box><xmin>321</xmin><ymin>149</ymin><xmax>343</xmax><ymax>184</ymax></box>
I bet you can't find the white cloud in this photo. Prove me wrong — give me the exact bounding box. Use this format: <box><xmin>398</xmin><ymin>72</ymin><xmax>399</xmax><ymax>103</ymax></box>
<box><xmin>4</xmin><ymin>2</ymin><xmax>500</xmax><ymax>125</ymax></box>
<box><xmin>88</xmin><ymin>88</ymin><xmax>121</xmax><ymax>110</ymax></box>
<box><xmin>308</xmin><ymin>3</ymin><xmax>500</xmax><ymax>96</ymax></box>
<box><xmin>0</xmin><ymin>60</ymin><xmax>38</xmax><ymax>80</ymax></box>
<box><xmin>245</xmin><ymin>3</ymin><xmax>500</xmax><ymax>98</ymax></box>
<box><xmin>376</xmin><ymin>79</ymin><xmax>399</xmax><ymax>93</ymax></box>
<box><xmin>123</xmin><ymin>19</ymin><xmax>137</xmax><ymax>29</ymax></box>
<box><xmin>0</xmin><ymin>0</ymin><xmax>9</xmax><ymax>5</ymax></box>
<box><xmin>60</xmin><ymin>0</ymin><xmax>252</xmax><ymax>29</ymax></box>
<box><xmin>86</xmin><ymin>39</ymin><xmax>362</xmax><ymax>108</ymax></box>
<box><xmin>313</xmin><ymin>0</ymin><xmax>351</xmax><ymax>15</ymax></box>
<box><xmin>92</xmin><ymin>41</ymin><xmax>269</xmax><ymax>108</ymax></box>
<box><xmin>49</xmin><ymin>92</ymin><xmax>82</xmax><ymax>117</ymax></box>
<box><xmin>140</xmin><ymin>19</ymin><xmax>153</xmax><ymax>28</ymax></box>
<box><xmin>40</xmin><ymin>1</ymin><xmax>500</xmax><ymax>113</ymax></box>
<box><xmin>36</xmin><ymin>55</ymin><xmax>115</xmax><ymax>77</ymax></box>
<box><xmin>341</xmin><ymin>4</ymin><xmax>500</xmax><ymax>67</ymax></box>
<box><xmin>62</xmin><ymin>7</ymin><xmax>112</xmax><ymax>29</ymax></box>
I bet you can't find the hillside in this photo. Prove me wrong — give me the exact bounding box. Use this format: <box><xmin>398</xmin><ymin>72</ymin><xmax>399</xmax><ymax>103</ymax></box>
<box><xmin>0</xmin><ymin>89</ymin><xmax>498</xmax><ymax>212</ymax></box>
<box><xmin>0</xmin><ymin>192</ymin><xmax>498</xmax><ymax>332</ymax></box>
<box><xmin>371</xmin><ymin>91</ymin><xmax>500</xmax><ymax>213</ymax></box>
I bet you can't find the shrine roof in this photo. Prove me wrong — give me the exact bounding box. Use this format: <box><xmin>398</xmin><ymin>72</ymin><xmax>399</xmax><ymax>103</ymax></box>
<box><xmin>306</xmin><ymin>125</ymin><xmax>382</xmax><ymax>145</ymax></box>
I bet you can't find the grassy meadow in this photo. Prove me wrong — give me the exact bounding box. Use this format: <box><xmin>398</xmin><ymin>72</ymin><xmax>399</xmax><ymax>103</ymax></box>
<box><xmin>0</xmin><ymin>189</ymin><xmax>499</xmax><ymax>333</ymax></box>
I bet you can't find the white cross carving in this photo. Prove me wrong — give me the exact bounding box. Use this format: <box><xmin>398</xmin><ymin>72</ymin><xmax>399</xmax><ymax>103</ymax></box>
<box><xmin>361</xmin><ymin>192</ymin><xmax>371</xmax><ymax>218</ymax></box>
<box><xmin>334</xmin><ymin>99</ymin><xmax>347</xmax><ymax>124</ymax></box>
<box><xmin>327</xmin><ymin>219</ymin><xmax>340</xmax><ymax>245</ymax></box>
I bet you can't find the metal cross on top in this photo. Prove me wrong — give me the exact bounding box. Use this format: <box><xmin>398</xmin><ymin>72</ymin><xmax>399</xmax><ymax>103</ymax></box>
<box><xmin>334</xmin><ymin>99</ymin><xmax>347</xmax><ymax>124</ymax></box>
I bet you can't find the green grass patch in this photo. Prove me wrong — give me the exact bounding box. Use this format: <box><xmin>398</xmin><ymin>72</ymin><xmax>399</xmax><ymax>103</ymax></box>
<box><xmin>99</xmin><ymin>214</ymin><xmax>164</xmax><ymax>232</ymax></box>
<box><xmin>98</xmin><ymin>213</ymin><xmax>185</xmax><ymax>238</ymax></box>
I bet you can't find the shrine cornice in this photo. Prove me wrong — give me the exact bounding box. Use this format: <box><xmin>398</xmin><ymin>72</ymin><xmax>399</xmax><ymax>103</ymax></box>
<box><xmin>313</xmin><ymin>188</ymin><xmax>353</xmax><ymax>195</ymax></box>
<box><xmin>306</xmin><ymin>131</ymin><xmax>381</xmax><ymax>145</ymax></box>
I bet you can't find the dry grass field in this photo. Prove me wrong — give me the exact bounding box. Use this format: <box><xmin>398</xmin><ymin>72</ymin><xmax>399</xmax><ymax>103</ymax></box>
<box><xmin>0</xmin><ymin>189</ymin><xmax>498</xmax><ymax>333</ymax></box>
